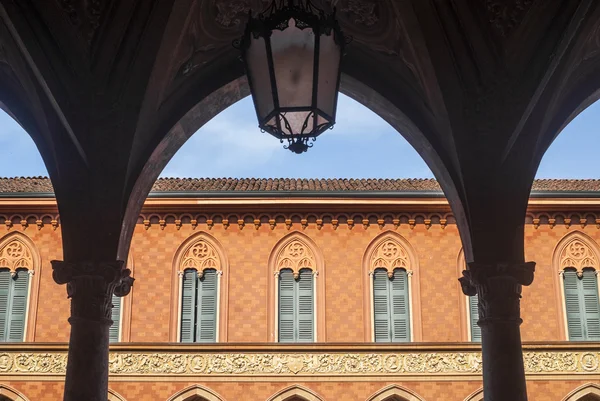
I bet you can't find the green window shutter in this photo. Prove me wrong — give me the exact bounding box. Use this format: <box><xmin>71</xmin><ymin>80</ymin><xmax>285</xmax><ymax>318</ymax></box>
<box><xmin>564</xmin><ymin>270</ymin><xmax>584</xmax><ymax>340</ymax></box>
<box><xmin>582</xmin><ymin>270</ymin><xmax>600</xmax><ymax>340</ymax></box>
<box><xmin>180</xmin><ymin>269</ymin><xmax>198</xmax><ymax>343</ymax></box>
<box><xmin>197</xmin><ymin>269</ymin><xmax>218</xmax><ymax>343</ymax></box>
<box><xmin>373</xmin><ymin>269</ymin><xmax>391</xmax><ymax>342</ymax></box>
<box><xmin>109</xmin><ymin>294</ymin><xmax>121</xmax><ymax>343</ymax></box>
<box><xmin>278</xmin><ymin>269</ymin><xmax>296</xmax><ymax>342</ymax></box>
<box><xmin>469</xmin><ymin>294</ymin><xmax>481</xmax><ymax>342</ymax></box>
<box><xmin>0</xmin><ymin>270</ymin><xmax>10</xmax><ymax>341</ymax></box>
<box><xmin>7</xmin><ymin>269</ymin><xmax>28</xmax><ymax>342</ymax></box>
<box><xmin>390</xmin><ymin>269</ymin><xmax>410</xmax><ymax>342</ymax></box>
<box><xmin>297</xmin><ymin>269</ymin><xmax>314</xmax><ymax>342</ymax></box>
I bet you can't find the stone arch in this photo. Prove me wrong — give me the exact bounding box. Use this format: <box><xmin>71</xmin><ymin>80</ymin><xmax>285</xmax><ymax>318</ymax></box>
<box><xmin>266</xmin><ymin>385</ymin><xmax>324</xmax><ymax>401</ymax></box>
<box><xmin>169</xmin><ymin>232</ymin><xmax>230</xmax><ymax>342</ymax></box>
<box><xmin>362</xmin><ymin>231</ymin><xmax>422</xmax><ymax>341</ymax></box>
<box><xmin>267</xmin><ymin>231</ymin><xmax>326</xmax><ymax>342</ymax></box>
<box><xmin>107</xmin><ymin>389</ymin><xmax>127</xmax><ymax>401</ymax></box>
<box><xmin>0</xmin><ymin>231</ymin><xmax>41</xmax><ymax>341</ymax></box>
<box><xmin>562</xmin><ymin>383</ymin><xmax>600</xmax><ymax>401</ymax></box>
<box><xmin>366</xmin><ymin>384</ymin><xmax>426</xmax><ymax>401</ymax></box>
<box><xmin>463</xmin><ymin>388</ymin><xmax>483</xmax><ymax>401</ymax></box>
<box><xmin>121</xmin><ymin>46</ymin><xmax>469</xmax><ymax>269</ymax></box>
<box><xmin>552</xmin><ymin>230</ymin><xmax>600</xmax><ymax>339</ymax></box>
<box><xmin>0</xmin><ymin>384</ymin><xmax>30</xmax><ymax>401</ymax></box>
<box><xmin>166</xmin><ymin>384</ymin><xmax>225</xmax><ymax>401</ymax></box>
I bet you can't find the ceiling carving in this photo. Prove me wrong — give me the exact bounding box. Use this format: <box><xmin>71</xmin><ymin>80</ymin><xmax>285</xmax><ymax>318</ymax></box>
<box><xmin>167</xmin><ymin>0</ymin><xmax>422</xmax><ymax>105</ymax></box>
<box><xmin>484</xmin><ymin>0</ymin><xmax>535</xmax><ymax>37</ymax></box>
<box><xmin>55</xmin><ymin>0</ymin><xmax>113</xmax><ymax>52</ymax></box>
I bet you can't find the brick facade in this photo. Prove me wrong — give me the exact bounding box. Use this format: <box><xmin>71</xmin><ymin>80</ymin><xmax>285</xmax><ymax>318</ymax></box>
<box><xmin>0</xmin><ymin>194</ymin><xmax>599</xmax><ymax>400</ymax></box>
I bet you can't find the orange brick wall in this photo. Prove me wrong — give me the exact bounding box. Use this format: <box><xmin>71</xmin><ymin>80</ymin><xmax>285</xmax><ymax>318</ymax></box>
<box><xmin>4</xmin><ymin>379</ymin><xmax>598</xmax><ymax>401</ymax></box>
<box><xmin>3</xmin><ymin>209</ymin><xmax>600</xmax><ymax>401</ymax></box>
<box><xmin>10</xmin><ymin>219</ymin><xmax>600</xmax><ymax>343</ymax></box>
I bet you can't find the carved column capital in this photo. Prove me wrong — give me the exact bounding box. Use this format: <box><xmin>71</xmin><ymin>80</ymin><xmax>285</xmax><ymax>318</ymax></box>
<box><xmin>459</xmin><ymin>262</ymin><xmax>535</xmax><ymax>325</ymax></box>
<box><xmin>51</xmin><ymin>260</ymin><xmax>133</xmax><ymax>322</ymax></box>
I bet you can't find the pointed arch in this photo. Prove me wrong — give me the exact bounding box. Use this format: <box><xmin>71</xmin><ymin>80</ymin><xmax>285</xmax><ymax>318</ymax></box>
<box><xmin>463</xmin><ymin>388</ymin><xmax>484</xmax><ymax>401</ymax></box>
<box><xmin>266</xmin><ymin>385</ymin><xmax>324</xmax><ymax>401</ymax></box>
<box><xmin>169</xmin><ymin>232</ymin><xmax>229</xmax><ymax>342</ymax></box>
<box><xmin>166</xmin><ymin>384</ymin><xmax>225</xmax><ymax>401</ymax></box>
<box><xmin>0</xmin><ymin>232</ymin><xmax>41</xmax><ymax>342</ymax></box>
<box><xmin>0</xmin><ymin>384</ymin><xmax>30</xmax><ymax>401</ymax></box>
<box><xmin>552</xmin><ymin>231</ymin><xmax>600</xmax><ymax>340</ymax></box>
<box><xmin>267</xmin><ymin>231</ymin><xmax>325</xmax><ymax>342</ymax></box>
<box><xmin>562</xmin><ymin>383</ymin><xmax>600</xmax><ymax>401</ymax></box>
<box><xmin>366</xmin><ymin>384</ymin><xmax>426</xmax><ymax>401</ymax></box>
<box><xmin>362</xmin><ymin>231</ymin><xmax>422</xmax><ymax>341</ymax></box>
<box><xmin>107</xmin><ymin>389</ymin><xmax>127</xmax><ymax>401</ymax></box>
<box><xmin>553</xmin><ymin>231</ymin><xmax>600</xmax><ymax>273</ymax></box>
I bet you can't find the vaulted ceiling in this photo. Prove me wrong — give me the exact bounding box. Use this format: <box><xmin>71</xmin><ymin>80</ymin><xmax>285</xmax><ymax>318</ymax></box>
<box><xmin>0</xmin><ymin>0</ymin><xmax>599</xmax><ymax>263</ymax></box>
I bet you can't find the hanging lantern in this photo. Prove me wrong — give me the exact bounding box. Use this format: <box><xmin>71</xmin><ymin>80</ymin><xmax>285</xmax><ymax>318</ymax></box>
<box><xmin>235</xmin><ymin>0</ymin><xmax>347</xmax><ymax>154</ymax></box>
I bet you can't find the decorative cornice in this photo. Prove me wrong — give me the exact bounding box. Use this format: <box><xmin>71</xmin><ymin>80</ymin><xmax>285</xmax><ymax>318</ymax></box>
<box><xmin>0</xmin><ymin>347</ymin><xmax>597</xmax><ymax>378</ymax></box>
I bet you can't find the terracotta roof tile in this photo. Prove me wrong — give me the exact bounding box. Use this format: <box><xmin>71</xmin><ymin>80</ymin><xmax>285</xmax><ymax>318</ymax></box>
<box><xmin>0</xmin><ymin>177</ymin><xmax>599</xmax><ymax>194</ymax></box>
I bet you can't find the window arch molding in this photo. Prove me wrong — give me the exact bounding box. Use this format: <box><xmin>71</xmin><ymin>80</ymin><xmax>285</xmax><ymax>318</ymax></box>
<box><xmin>561</xmin><ymin>383</ymin><xmax>600</xmax><ymax>401</ymax></box>
<box><xmin>366</xmin><ymin>384</ymin><xmax>426</xmax><ymax>401</ymax></box>
<box><xmin>362</xmin><ymin>231</ymin><xmax>422</xmax><ymax>342</ymax></box>
<box><xmin>266</xmin><ymin>385</ymin><xmax>324</xmax><ymax>401</ymax></box>
<box><xmin>169</xmin><ymin>232</ymin><xmax>229</xmax><ymax>342</ymax></box>
<box><xmin>107</xmin><ymin>389</ymin><xmax>127</xmax><ymax>401</ymax></box>
<box><xmin>552</xmin><ymin>230</ymin><xmax>600</xmax><ymax>340</ymax></box>
<box><xmin>267</xmin><ymin>232</ymin><xmax>325</xmax><ymax>342</ymax></box>
<box><xmin>463</xmin><ymin>388</ymin><xmax>483</xmax><ymax>401</ymax></box>
<box><xmin>0</xmin><ymin>231</ymin><xmax>41</xmax><ymax>342</ymax></box>
<box><xmin>0</xmin><ymin>384</ymin><xmax>30</xmax><ymax>401</ymax></box>
<box><xmin>166</xmin><ymin>384</ymin><xmax>225</xmax><ymax>401</ymax></box>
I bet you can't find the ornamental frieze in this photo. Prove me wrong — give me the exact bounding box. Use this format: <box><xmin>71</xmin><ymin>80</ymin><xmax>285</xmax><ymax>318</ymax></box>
<box><xmin>0</xmin><ymin>350</ymin><xmax>598</xmax><ymax>377</ymax></box>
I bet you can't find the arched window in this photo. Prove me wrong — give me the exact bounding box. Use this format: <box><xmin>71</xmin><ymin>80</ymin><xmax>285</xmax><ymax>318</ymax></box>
<box><xmin>170</xmin><ymin>233</ymin><xmax>229</xmax><ymax>342</ymax></box>
<box><xmin>463</xmin><ymin>388</ymin><xmax>483</xmax><ymax>401</ymax></box>
<box><xmin>457</xmin><ymin>249</ymin><xmax>481</xmax><ymax>342</ymax></box>
<box><xmin>166</xmin><ymin>384</ymin><xmax>224</xmax><ymax>401</ymax></box>
<box><xmin>366</xmin><ymin>384</ymin><xmax>426</xmax><ymax>401</ymax></box>
<box><xmin>363</xmin><ymin>232</ymin><xmax>421</xmax><ymax>342</ymax></box>
<box><xmin>0</xmin><ymin>232</ymin><xmax>40</xmax><ymax>342</ymax></box>
<box><xmin>553</xmin><ymin>232</ymin><xmax>600</xmax><ymax>341</ymax></box>
<box><xmin>109</xmin><ymin>252</ymin><xmax>135</xmax><ymax>343</ymax></box>
<box><xmin>107</xmin><ymin>389</ymin><xmax>127</xmax><ymax>401</ymax></box>
<box><xmin>266</xmin><ymin>385</ymin><xmax>324</xmax><ymax>401</ymax></box>
<box><xmin>0</xmin><ymin>384</ymin><xmax>30</xmax><ymax>401</ymax></box>
<box><xmin>268</xmin><ymin>233</ymin><xmax>325</xmax><ymax>342</ymax></box>
<box><xmin>562</xmin><ymin>383</ymin><xmax>600</xmax><ymax>401</ymax></box>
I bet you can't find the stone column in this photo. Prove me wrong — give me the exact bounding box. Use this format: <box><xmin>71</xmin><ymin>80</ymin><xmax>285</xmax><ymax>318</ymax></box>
<box><xmin>52</xmin><ymin>261</ymin><xmax>133</xmax><ymax>401</ymax></box>
<box><xmin>459</xmin><ymin>262</ymin><xmax>535</xmax><ymax>401</ymax></box>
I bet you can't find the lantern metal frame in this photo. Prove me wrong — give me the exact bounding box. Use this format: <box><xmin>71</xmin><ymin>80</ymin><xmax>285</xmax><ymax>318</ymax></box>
<box><xmin>235</xmin><ymin>0</ymin><xmax>347</xmax><ymax>154</ymax></box>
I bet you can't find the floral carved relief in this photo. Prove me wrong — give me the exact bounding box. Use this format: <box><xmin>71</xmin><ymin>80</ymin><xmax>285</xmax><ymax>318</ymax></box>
<box><xmin>180</xmin><ymin>239</ymin><xmax>222</xmax><ymax>275</ymax></box>
<box><xmin>559</xmin><ymin>238</ymin><xmax>598</xmax><ymax>271</ymax></box>
<box><xmin>370</xmin><ymin>239</ymin><xmax>409</xmax><ymax>276</ymax></box>
<box><xmin>0</xmin><ymin>237</ymin><xmax>33</xmax><ymax>273</ymax></box>
<box><xmin>0</xmin><ymin>349</ymin><xmax>598</xmax><ymax>376</ymax></box>
<box><xmin>276</xmin><ymin>240</ymin><xmax>315</xmax><ymax>277</ymax></box>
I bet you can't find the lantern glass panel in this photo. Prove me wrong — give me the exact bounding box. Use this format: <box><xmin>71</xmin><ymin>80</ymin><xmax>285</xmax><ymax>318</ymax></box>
<box><xmin>317</xmin><ymin>31</ymin><xmax>341</xmax><ymax>118</ymax></box>
<box><xmin>271</xmin><ymin>18</ymin><xmax>315</xmax><ymax>108</ymax></box>
<box><xmin>246</xmin><ymin>35</ymin><xmax>274</xmax><ymax>120</ymax></box>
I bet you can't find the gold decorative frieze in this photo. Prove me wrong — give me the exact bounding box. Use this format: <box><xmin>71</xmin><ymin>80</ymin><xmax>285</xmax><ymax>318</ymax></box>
<box><xmin>0</xmin><ymin>348</ymin><xmax>598</xmax><ymax>378</ymax></box>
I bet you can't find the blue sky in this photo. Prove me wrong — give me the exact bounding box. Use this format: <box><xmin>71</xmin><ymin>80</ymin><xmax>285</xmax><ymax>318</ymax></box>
<box><xmin>0</xmin><ymin>94</ymin><xmax>598</xmax><ymax>179</ymax></box>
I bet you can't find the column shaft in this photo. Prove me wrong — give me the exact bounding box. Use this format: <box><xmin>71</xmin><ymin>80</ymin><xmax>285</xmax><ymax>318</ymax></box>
<box><xmin>460</xmin><ymin>262</ymin><xmax>535</xmax><ymax>401</ymax></box>
<box><xmin>52</xmin><ymin>261</ymin><xmax>133</xmax><ymax>401</ymax></box>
